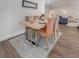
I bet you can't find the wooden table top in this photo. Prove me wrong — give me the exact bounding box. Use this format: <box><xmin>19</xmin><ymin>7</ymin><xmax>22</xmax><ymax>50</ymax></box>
<box><xmin>25</xmin><ymin>19</ymin><xmax>48</xmax><ymax>30</ymax></box>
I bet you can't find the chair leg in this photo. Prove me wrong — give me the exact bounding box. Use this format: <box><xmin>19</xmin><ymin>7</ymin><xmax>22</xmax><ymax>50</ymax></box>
<box><xmin>45</xmin><ymin>38</ymin><xmax>48</xmax><ymax>48</ymax></box>
<box><xmin>35</xmin><ymin>31</ymin><xmax>39</xmax><ymax>47</ymax></box>
<box><xmin>53</xmin><ymin>31</ymin><xmax>56</xmax><ymax>40</ymax></box>
<box><xmin>27</xmin><ymin>28</ymin><xmax>32</xmax><ymax>41</ymax></box>
<box><xmin>25</xmin><ymin>27</ymin><xmax>29</xmax><ymax>40</ymax></box>
<box><xmin>29</xmin><ymin>29</ymin><xmax>32</xmax><ymax>41</ymax></box>
<box><xmin>51</xmin><ymin>34</ymin><xmax>54</xmax><ymax>43</ymax></box>
<box><xmin>56</xmin><ymin>30</ymin><xmax>59</xmax><ymax>36</ymax></box>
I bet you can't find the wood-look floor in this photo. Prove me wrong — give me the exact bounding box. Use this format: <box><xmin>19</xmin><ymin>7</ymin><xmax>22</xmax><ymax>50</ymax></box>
<box><xmin>0</xmin><ymin>41</ymin><xmax>20</xmax><ymax>58</ymax></box>
<box><xmin>48</xmin><ymin>25</ymin><xmax>79</xmax><ymax>58</ymax></box>
<box><xmin>0</xmin><ymin>25</ymin><xmax>79</xmax><ymax>58</ymax></box>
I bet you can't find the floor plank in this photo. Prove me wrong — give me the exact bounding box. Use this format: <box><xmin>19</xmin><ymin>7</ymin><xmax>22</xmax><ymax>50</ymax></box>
<box><xmin>48</xmin><ymin>25</ymin><xmax>79</xmax><ymax>58</ymax></box>
<box><xmin>0</xmin><ymin>41</ymin><xmax>20</xmax><ymax>58</ymax></box>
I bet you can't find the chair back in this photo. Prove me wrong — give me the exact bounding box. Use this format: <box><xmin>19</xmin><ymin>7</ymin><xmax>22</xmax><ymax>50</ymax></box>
<box><xmin>25</xmin><ymin>16</ymin><xmax>38</xmax><ymax>23</ymax></box>
<box><xmin>25</xmin><ymin>16</ymin><xmax>29</xmax><ymax>21</ymax></box>
<box><xmin>46</xmin><ymin>18</ymin><xmax>55</xmax><ymax>37</ymax></box>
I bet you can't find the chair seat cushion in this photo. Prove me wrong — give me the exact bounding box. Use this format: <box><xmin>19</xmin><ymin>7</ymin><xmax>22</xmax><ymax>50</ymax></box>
<box><xmin>59</xmin><ymin>16</ymin><xmax>68</xmax><ymax>25</ymax></box>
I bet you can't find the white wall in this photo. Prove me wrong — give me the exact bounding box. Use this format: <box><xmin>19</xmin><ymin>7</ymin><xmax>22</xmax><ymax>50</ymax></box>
<box><xmin>0</xmin><ymin>0</ymin><xmax>45</xmax><ymax>41</ymax></box>
<box><xmin>54</xmin><ymin>7</ymin><xmax>79</xmax><ymax>17</ymax></box>
<box><xmin>45</xmin><ymin>0</ymin><xmax>79</xmax><ymax>17</ymax></box>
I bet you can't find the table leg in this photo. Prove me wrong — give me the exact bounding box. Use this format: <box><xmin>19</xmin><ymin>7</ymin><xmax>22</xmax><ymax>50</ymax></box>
<box><xmin>35</xmin><ymin>30</ymin><xmax>39</xmax><ymax>47</ymax></box>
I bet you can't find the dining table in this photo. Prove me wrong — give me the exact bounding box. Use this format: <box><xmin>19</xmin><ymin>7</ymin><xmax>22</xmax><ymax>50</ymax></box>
<box><xmin>25</xmin><ymin>19</ymin><xmax>48</xmax><ymax>46</ymax></box>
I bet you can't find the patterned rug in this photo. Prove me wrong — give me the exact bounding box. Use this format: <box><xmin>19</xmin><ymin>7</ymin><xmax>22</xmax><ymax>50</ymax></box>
<box><xmin>9</xmin><ymin>32</ymin><xmax>61</xmax><ymax>58</ymax></box>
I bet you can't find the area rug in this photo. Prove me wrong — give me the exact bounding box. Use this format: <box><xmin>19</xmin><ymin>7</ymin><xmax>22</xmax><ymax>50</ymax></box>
<box><xmin>9</xmin><ymin>32</ymin><xmax>61</xmax><ymax>58</ymax></box>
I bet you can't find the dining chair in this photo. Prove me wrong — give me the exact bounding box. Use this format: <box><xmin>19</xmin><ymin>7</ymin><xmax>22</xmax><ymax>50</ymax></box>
<box><xmin>38</xmin><ymin>18</ymin><xmax>55</xmax><ymax>48</ymax></box>
<box><xmin>54</xmin><ymin>17</ymin><xmax>59</xmax><ymax>36</ymax></box>
<box><xmin>25</xmin><ymin>16</ymin><xmax>37</xmax><ymax>23</ymax></box>
<box><xmin>25</xmin><ymin>16</ymin><xmax>34</xmax><ymax>43</ymax></box>
<box><xmin>25</xmin><ymin>16</ymin><xmax>29</xmax><ymax>21</ymax></box>
<box><xmin>34</xmin><ymin>16</ymin><xmax>39</xmax><ymax>19</ymax></box>
<box><xmin>25</xmin><ymin>16</ymin><xmax>40</xmax><ymax>45</ymax></box>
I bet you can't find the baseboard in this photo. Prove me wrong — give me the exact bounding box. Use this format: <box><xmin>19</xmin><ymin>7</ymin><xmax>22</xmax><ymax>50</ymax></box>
<box><xmin>0</xmin><ymin>30</ymin><xmax>25</xmax><ymax>41</ymax></box>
